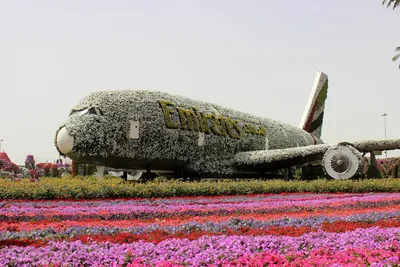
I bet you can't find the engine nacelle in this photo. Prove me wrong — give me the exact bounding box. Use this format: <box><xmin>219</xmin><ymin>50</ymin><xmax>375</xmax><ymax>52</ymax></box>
<box><xmin>322</xmin><ymin>145</ymin><xmax>363</xmax><ymax>180</ymax></box>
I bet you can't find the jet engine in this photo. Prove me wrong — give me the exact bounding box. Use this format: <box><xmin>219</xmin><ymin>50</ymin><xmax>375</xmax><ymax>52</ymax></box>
<box><xmin>322</xmin><ymin>144</ymin><xmax>363</xmax><ymax>180</ymax></box>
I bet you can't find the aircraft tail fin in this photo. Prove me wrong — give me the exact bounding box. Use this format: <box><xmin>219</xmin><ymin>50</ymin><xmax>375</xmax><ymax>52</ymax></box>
<box><xmin>298</xmin><ymin>71</ymin><xmax>328</xmax><ymax>139</ymax></box>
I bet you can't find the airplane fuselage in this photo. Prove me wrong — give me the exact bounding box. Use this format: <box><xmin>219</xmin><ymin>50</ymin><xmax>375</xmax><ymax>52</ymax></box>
<box><xmin>56</xmin><ymin>90</ymin><xmax>323</xmax><ymax>177</ymax></box>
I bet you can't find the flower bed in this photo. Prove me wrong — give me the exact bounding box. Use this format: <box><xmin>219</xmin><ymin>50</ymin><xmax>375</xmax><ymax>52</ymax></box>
<box><xmin>1</xmin><ymin>193</ymin><xmax>400</xmax><ymax>266</ymax></box>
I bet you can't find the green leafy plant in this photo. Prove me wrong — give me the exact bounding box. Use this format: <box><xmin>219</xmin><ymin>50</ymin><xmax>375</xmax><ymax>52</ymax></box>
<box><xmin>1</xmin><ymin>176</ymin><xmax>400</xmax><ymax>200</ymax></box>
<box><xmin>392</xmin><ymin>47</ymin><xmax>400</xmax><ymax>69</ymax></box>
<box><xmin>382</xmin><ymin>0</ymin><xmax>400</xmax><ymax>9</ymax></box>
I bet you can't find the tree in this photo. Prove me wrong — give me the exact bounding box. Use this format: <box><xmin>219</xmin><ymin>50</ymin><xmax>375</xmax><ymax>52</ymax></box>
<box><xmin>382</xmin><ymin>1</ymin><xmax>399</xmax><ymax>68</ymax></box>
<box><xmin>382</xmin><ymin>0</ymin><xmax>400</xmax><ymax>9</ymax></box>
<box><xmin>393</xmin><ymin>47</ymin><xmax>400</xmax><ymax>69</ymax></box>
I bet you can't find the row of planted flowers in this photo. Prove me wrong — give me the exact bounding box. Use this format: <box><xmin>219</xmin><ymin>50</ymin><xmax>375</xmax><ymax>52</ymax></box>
<box><xmin>1</xmin><ymin>193</ymin><xmax>400</xmax><ymax>266</ymax></box>
<box><xmin>2</xmin><ymin>193</ymin><xmax>400</xmax><ymax>220</ymax></box>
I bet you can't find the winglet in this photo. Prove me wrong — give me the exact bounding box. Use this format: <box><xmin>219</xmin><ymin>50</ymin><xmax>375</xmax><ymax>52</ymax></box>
<box><xmin>299</xmin><ymin>71</ymin><xmax>328</xmax><ymax>139</ymax></box>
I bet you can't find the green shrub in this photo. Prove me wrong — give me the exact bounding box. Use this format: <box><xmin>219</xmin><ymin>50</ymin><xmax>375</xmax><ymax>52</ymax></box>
<box><xmin>1</xmin><ymin>176</ymin><xmax>400</xmax><ymax>200</ymax></box>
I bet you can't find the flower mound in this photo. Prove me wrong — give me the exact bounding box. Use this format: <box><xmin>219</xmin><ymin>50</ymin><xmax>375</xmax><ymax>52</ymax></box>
<box><xmin>1</xmin><ymin>193</ymin><xmax>400</xmax><ymax>266</ymax></box>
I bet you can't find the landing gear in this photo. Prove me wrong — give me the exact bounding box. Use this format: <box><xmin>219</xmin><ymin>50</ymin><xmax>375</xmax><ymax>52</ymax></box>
<box><xmin>123</xmin><ymin>169</ymin><xmax>158</xmax><ymax>182</ymax></box>
<box><xmin>96</xmin><ymin>166</ymin><xmax>105</xmax><ymax>178</ymax></box>
<box><xmin>301</xmin><ymin>164</ymin><xmax>324</xmax><ymax>180</ymax></box>
<box><xmin>276</xmin><ymin>166</ymin><xmax>297</xmax><ymax>180</ymax></box>
<box><xmin>119</xmin><ymin>166</ymin><xmax>185</xmax><ymax>182</ymax></box>
<box><xmin>140</xmin><ymin>171</ymin><xmax>158</xmax><ymax>182</ymax></box>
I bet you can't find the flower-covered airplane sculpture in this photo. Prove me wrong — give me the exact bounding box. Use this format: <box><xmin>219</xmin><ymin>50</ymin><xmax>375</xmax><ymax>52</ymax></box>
<box><xmin>55</xmin><ymin>72</ymin><xmax>400</xmax><ymax>180</ymax></box>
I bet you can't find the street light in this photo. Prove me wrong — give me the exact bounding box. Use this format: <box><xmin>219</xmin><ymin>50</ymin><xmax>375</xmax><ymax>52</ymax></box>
<box><xmin>382</xmin><ymin>113</ymin><xmax>388</xmax><ymax>158</ymax></box>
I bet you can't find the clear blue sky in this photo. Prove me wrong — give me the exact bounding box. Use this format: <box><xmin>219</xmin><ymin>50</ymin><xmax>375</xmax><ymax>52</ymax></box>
<box><xmin>0</xmin><ymin>0</ymin><xmax>399</xmax><ymax>164</ymax></box>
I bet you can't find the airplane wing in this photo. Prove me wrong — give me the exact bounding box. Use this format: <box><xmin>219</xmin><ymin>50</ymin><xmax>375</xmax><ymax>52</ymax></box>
<box><xmin>233</xmin><ymin>144</ymin><xmax>333</xmax><ymax>172</ymax></box>
<box><xmin>346</xmin><ymin>138</ymin><xmax>400</xmax><ymax>153</ymax></box>
<box><xmin>233</xmin><ymin>138</ymin><xmax>400</xmax><ymax>178</ymax></box>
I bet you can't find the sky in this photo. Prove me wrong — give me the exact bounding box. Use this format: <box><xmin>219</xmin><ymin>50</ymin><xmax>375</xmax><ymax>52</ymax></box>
<box><xmin>0</xmin><ymin>0</ymin><xmax>399</xmax><ymax>165</ymax></box>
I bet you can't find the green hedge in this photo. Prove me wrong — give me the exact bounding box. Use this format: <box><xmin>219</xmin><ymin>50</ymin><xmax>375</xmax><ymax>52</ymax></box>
<box><xmin>0</xmin><ymin>176</ymin><xmax>399</xmax><ymax>200</ymax></box>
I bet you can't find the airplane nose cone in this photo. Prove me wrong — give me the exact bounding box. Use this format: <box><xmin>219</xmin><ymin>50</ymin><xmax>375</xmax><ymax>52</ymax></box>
<box><xmin>57</xmin><ymin>127</ymin><xmax>74</xmax><ymax>154</ymax></box>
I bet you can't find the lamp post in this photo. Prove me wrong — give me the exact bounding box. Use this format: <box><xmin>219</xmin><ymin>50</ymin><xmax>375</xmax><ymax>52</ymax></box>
<box><xmin>382</xmin><ymin>113</ymin><xmax>388</xmax><ymax>158</ymax></box>
<box><xmin>0</xmin><ymin>139</ymin><xmax>3</xmax><ymax>152</ymax></box>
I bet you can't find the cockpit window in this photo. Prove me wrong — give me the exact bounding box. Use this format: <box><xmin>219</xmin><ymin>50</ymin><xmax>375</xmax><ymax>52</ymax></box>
<box><xmin>96</xmin><ymin>108</ymin><xmax>104</xmax><ymax>116</ymax></box>
<box><xmin>70</xmin><ymin>107</ymin><xmax>103</xmax><ymax>116</ymax></box>
<box><xmin>79</xmin><ymin>109</ymin><xmax>89</xmax><ymax>115</ymax></box>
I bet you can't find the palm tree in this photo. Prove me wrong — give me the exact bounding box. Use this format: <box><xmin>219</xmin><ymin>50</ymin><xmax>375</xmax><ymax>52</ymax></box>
<box><xmin>382</xmin><ymin>0</ymin><xmax>400</xmax><ymax>9</ymax></box>
<box><xmin>383</xmin><ymin>1</ymin><xmax>400</xmax><ymax>68</ymax></box>
<box><xmin>393</xmin><ymin>47</ymin><xmax>400</xmax><ymax>69</ymax></box>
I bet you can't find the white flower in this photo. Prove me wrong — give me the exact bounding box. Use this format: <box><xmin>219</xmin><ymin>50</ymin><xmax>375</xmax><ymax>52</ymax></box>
<box><xmin>55</xmin><ymin>90</ymin><xmax>322</xmax><ymax>176</ymax></box>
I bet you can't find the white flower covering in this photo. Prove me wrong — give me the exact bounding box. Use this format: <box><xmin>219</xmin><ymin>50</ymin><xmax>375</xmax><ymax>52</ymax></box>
<box><xmin>351</xmin><ymin>139</ymin><xmax>400</xmax><ymax>152</ymax></box>
<box><xmin>234</xmin><ymin>144</ymin><xmax>331</xmax><ymax>167</ymax></box>
<box><xmin>55</xmin><ymin>90</ymin><xmax>323</xmax><ymax>177</ymax></box>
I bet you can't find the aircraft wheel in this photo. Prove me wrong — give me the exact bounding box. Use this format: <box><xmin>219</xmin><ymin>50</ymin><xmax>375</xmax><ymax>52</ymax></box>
<box><xmin>322</xmin><ymin>145</ymin><xmax>362</xmax><ymax>180</ymax></box>
<box><xmin>133</xmin><ymin>171</ymin><xmax>158</xmax><ymax>182</ymax></box>
<box><xmin>155</xmin><ymin>173</ymin><xmax>179</xmax><ymax>180</ymax></box>
<box><xmin>126</xmin><ymin>171</ymin><xmax>143</xmax><ymax>181</ymax></box>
